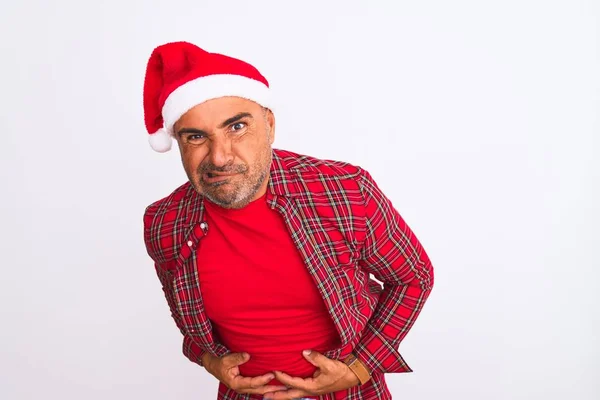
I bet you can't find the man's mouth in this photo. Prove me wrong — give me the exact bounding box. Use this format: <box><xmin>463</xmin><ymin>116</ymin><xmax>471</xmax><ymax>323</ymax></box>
<box><xmin>203</xmin><ymin>171</ymin><xmax>239</xmax><ymax>183</ymax></box>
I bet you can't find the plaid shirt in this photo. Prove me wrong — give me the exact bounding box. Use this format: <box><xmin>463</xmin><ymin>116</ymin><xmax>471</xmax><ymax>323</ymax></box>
<box><xmin>143</xmin><ymin>149</ymin><xmax>434</xmax><ymax>400</ymax></box>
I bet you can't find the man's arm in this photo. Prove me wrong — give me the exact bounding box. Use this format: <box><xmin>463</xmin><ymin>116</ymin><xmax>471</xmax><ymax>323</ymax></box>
<box><xmin>152</xmin><ymin>261</ymin><xmax>208</xmax><ymax>366</ymax></box>
<box><xmin>353</xmin><ymin>169</ymin><xmax>434</xmax><ymax>374</ymax></box>
<box><xmin>143</xmin><ymin>205</ymin><xmax>208</xmax><ymax>367</ymax></box>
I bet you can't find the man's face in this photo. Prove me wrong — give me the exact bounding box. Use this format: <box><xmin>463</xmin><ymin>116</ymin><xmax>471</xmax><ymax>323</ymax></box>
<box><xmin>173</xmin><ymin>97</ymin><xmax>275</xmax><ymax>209</ymax></box>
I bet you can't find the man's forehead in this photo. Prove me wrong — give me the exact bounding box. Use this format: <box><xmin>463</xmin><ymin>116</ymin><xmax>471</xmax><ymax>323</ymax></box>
<box><xmin>175</xmin><ymin>97</ymin><xmax>262</xmax><ymax>128</ymax></box>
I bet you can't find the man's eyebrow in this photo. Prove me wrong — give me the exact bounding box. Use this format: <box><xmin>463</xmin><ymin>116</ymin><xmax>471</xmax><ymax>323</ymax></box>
<box><xmin>176</xmin><ymin>112</ymin><xmax>253</xmax><ymax>136</ymax></box>
<box><xmin>176</xmin><ymin>127</ymin><xmax>207</xmax><ymax>137</ymax></box>
<box><xmin>218</xmin><ymin>112</ymin><xmax>253</xmax><ymax>129</ymax></box>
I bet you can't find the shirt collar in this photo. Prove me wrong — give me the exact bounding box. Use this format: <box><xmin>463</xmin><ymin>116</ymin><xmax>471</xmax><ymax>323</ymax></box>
<box><xmin>267</xmin><ymin>148</ymin><xmax>300</xmax><ymax>198</ymax></box>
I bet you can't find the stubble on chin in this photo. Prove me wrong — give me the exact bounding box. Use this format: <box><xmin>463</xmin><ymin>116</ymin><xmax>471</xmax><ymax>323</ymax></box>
<box><xmin>192</xmin><ymin>169</ymin><xmax>268</xmax><ymax>209</ymax></box>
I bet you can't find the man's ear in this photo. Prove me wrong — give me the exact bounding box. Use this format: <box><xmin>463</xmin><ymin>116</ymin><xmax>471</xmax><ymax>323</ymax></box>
<box><xmin>265</xmin><ymin>108</ymin><xmax>276</xmax><ymax>144</ymax></box>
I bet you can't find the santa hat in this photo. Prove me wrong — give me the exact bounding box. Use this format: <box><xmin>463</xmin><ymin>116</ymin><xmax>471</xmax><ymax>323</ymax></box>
<box><xmin>143</xmin><ymin>41</ymin><xmax>272</xmax><ymax>152</ymax></box>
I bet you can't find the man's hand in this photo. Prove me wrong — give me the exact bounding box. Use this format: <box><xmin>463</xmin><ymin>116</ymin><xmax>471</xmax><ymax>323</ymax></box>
<box><xmin>262</xmin><ymin>350</ymin><xmax>361</xmax><ymax>400</ymax></box>
<box><xmin>202</xmin><ymin>352</ymin><xmax>288</xmax><ymax>395</ymax></box>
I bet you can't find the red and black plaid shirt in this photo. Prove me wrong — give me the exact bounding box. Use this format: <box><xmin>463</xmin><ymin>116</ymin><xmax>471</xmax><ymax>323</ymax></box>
<box><xmin>143</xmin><ymin>149</ymin><xmax>434</xmax><ymax>400</ymax></box>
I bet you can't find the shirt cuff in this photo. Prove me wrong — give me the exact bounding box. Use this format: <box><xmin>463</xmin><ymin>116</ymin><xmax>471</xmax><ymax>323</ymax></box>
<box><xmin>353</xmin><ymin>325</ymin><xmax>413</xmax><ymax>374</ymax></box>
<box><xmin>183</xmin><ymin>335</ymin><xmax>208</xmax><ymax>367</ymax></box>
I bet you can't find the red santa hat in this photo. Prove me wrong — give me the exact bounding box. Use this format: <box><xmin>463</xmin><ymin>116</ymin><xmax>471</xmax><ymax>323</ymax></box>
<box><xmin>143</xmin><ymin>41</ymin><xmax>272</xmax><ymax>152</ymax></box>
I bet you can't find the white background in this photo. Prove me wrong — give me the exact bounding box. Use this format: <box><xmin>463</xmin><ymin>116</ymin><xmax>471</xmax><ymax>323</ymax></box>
<box><xmin>0</xmin><ymin>1</ymin><xmax>598</xmax><ymax>399</ymax></box>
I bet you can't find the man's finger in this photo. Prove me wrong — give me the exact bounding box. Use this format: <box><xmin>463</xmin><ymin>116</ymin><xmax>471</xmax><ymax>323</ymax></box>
<box><xmin>302</xmin><ymin>349</ymin><xmax>330</xmax><ymax>370</ymax></box>
<box><xmin>273</xmin><ymin>370</ymin><xmax>315</xmax><ymax>391</ymax></box>
<box><xmin>222</xmin><ymin>352</ymin><xmax>250</xmax><ymax>368</ymax></box>
<box><xmin>233</xmin><ymin>372</ymin><xmax>275</xmax><ymax>389</ymax></box>
<box><xmin>250</xmin><ymin>385</ymin><xmax>289</xmax><ymax>395</ymax></box>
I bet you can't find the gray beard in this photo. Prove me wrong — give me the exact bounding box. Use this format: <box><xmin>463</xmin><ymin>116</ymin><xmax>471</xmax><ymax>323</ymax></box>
<box><xmin>202</xmin><ymin>167</ymin><xmax>269</xmax><ymax>209</ymax></box>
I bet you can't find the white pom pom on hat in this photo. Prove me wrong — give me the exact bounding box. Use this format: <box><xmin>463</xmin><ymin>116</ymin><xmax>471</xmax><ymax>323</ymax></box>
<box><xmin>148</xmin><ymin>128</ymin><xmax>172</xmax><ymax>153</ymax></box>
<box><xmin>142</xmin><ymin>41</ymin><xmax>272</xmax><ymax>153</ymax></box>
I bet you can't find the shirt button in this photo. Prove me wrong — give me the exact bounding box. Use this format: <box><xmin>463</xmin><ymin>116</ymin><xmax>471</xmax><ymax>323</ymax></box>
<box><xmin>187</xmin><ymin>240</ymin><xmax>193</xmax><ymax>247</ymax></box>
<box><xmin>200</xmin><ymin>222</ymin><xmax>207</xmax><ymax>229</ymax></box>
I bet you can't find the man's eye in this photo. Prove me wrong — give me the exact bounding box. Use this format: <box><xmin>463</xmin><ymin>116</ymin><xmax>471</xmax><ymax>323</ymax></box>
<box><xmin>231</xmin><ymin>122</ymin><xmax>246</xmax><ymax>131</ymax></box>
<box><xmin>187</xmin><ymin>134</ymin><xmax>206</xmax><ymax>142</ymax></box>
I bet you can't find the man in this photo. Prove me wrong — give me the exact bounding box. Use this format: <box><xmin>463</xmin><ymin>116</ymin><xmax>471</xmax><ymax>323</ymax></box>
<box><xmin>142</xmin><ymin>41</ymin><xmax>434</xmax><ymax>400</ymax></box>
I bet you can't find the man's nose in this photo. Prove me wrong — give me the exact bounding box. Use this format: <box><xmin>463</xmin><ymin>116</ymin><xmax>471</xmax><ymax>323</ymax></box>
<box><xmin>207</xmin><ymin>138</ymin><xmax>234</xmax><ymax>167</ymax></box>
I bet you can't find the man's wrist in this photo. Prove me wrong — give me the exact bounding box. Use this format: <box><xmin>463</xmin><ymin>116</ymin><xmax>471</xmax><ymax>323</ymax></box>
<box><xmin>343</xmin><ymin>353</ymin><xmax>372</xmax><ymax>386</ymax></box>
<box><xmin>200</xmin><ymin>352</ymin><xmax>212</xmax><ymax>369</ymax></box>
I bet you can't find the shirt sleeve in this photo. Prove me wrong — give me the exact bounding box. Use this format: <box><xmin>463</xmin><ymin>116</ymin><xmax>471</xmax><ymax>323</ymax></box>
<box><xmin>353</xmin><ymin>169</ymin><xmax>434</xmax><ymax>374</ymax></box>
<box><xmin>153</xmin><ymin>262</ymin><xmax>208</xmax><ymax>367</ymax></box>
<box><xmin>143</xmin><ymin>204</ymin><xmax>207</xmax><ymax>368</ymax></box>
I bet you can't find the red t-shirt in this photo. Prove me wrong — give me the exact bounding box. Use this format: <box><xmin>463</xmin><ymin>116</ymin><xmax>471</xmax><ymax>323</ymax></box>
<box><xmin>198</xmin><ymin>193</ymin><xmax>341</xmax><ymax>386</ymax></box>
